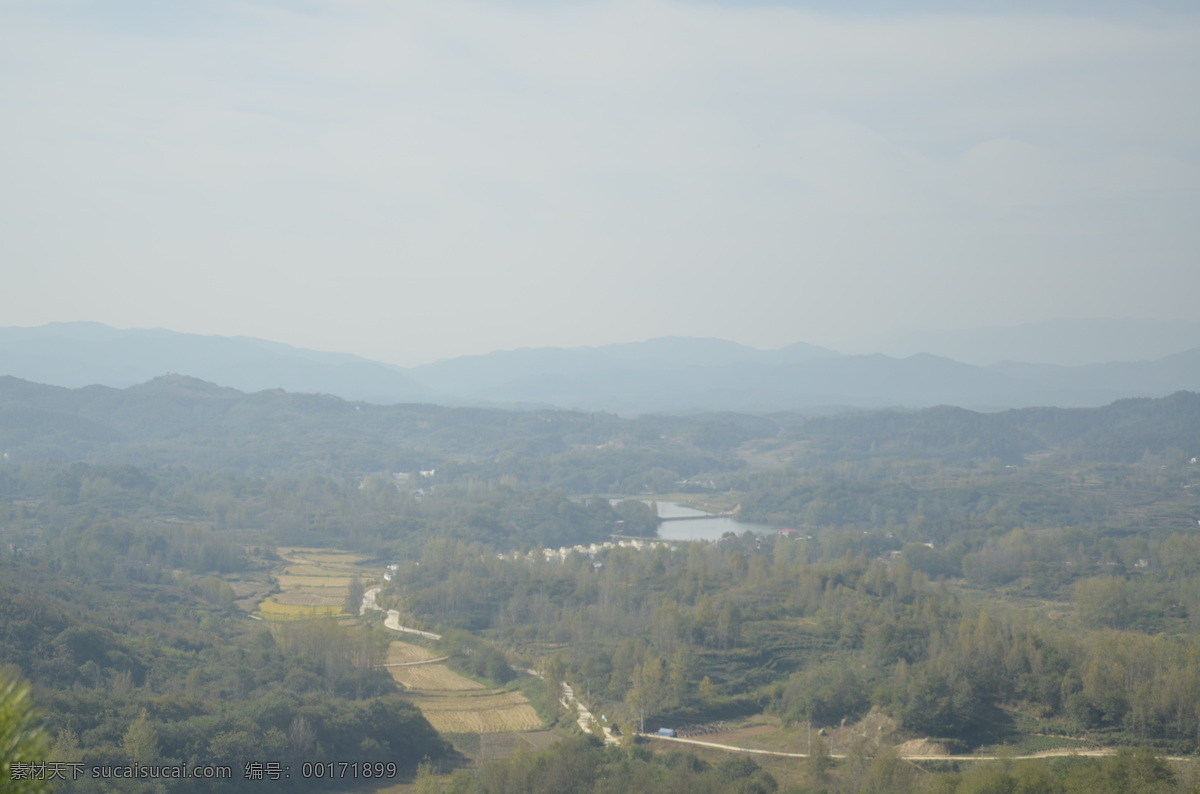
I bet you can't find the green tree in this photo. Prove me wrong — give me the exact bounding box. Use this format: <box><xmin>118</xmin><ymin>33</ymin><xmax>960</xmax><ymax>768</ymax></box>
<box><xmin>122</xmin><ymin>708</ymin><xmax>159</xmax><ymax>766</ymax></box>
<box><xmin>715</xmin><ymin>601</ymin><xmax>741</xmax><ymax>650</ymax></box>
<box><xmin>781</xmin><ymin>661</ymin><xmax>868</xmax><ymax>726</ymax></box>
<box><xmin>668</xmin><ymin>648</ymin><xmax>691</xmax><ymax>708</ymax></box>
<box><xmin>806</xmin><ymin>735</ymin><xmax>833</xmax><ymax>785</ymax></box>
<box><xmin>1074</xmin><ymin>576</ymin><xmax>1132</xmax><ymax>628</ymax></box>
<box><xmin>0</xmin><ymin>670</ymin><xmax>51</xmax><ymax>793</ymax></box>
<box><xmin>891</xmin><ymin>662</ymin><xmax>983</xmax><ymax>737</ymax></box>
<box><xmin>627</xmin><ymin>655</ymin><xmax>668</xmax><ymax>726</ymax></box>
<box><xmin>346</xmin><ymin>575</ymin><xmax>365</xmax><ymax>616</ymax></box>
<box><xmin>861</xmin><ymin>748</ymin><xmax>918</xmax><ymax>793</ymax></box>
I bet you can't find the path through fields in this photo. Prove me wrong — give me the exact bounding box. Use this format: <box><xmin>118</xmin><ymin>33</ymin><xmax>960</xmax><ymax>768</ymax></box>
<box><xmin>638</xmin><ymin>733</ymin><xmax>1179</xmax><ymax>762</ymax></box>
<box><xmin>561</xmin><ymin>682</ymin><xmax>617</xmax><ymax>745</ymax></box>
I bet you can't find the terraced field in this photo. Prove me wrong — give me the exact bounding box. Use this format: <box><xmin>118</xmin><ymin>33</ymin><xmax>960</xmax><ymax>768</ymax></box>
<box><xmin>387</xmin><ymin>641</ymin><xmax>541</xmax><ymax>734</ymax></box>
<box><xmin>412</xmin><ymin>698</ymin><xmax>542</xmax><ymax>734</ymax></box>
<box><xmin>390</xmin><ymin>663</ymin><xmax>485</xmax><ymax>691</ymax></box>
<box><xmin>386</xmin><ymin>642</ymin><xmax>439</xmax><ymax>665</ymax></box>
<box><xmin>256</xmin><ymin>547</ymin><xmax>372</xmax><ymax>621</ymax></box>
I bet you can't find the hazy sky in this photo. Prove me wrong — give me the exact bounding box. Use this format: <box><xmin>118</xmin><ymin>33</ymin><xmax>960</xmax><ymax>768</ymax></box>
<box><xmin>3</xmin><ymin>1</ymin><xmax>1198</xmax><ymax>365</ymax></box>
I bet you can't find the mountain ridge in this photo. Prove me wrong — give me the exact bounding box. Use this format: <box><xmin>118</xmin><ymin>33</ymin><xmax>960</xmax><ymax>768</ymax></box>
<box><xmin>4</xmin><ymin>321</ymin><xmax>1200</xmax><ymax>414</ymax></box>
<box><xmin>2</xmin><ymin>373</ymin><xmax>1198</xmax><ymax>476</ymax></box>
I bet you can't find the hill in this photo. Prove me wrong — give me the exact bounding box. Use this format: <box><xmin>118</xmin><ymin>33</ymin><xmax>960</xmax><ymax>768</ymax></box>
<box><xmin>3</xmin><ymin>373</ymin><xmax>1198</xmax><ymax>480</ymax></box>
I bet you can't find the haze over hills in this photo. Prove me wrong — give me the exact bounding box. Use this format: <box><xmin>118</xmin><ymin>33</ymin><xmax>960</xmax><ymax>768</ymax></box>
<box><xmin>0</xmin><ymin>322</ymin><xmax>437</xmax><ymax>405</ymax></box>
<box><xmin>847</xmin><ymin>318</ymin><xmax>1200</xmax><ymax>367</ymax></box>
<box><xmin>3</xmin><ymin>320</ymin><xmax>1200</xmax><ymax>414</ymax></box>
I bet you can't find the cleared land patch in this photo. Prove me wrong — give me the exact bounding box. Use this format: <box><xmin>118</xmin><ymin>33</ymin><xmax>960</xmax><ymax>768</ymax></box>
<box><xmin>280</xmin><ymin>564</ymin><xmax>348</xmax><ymax>578</ymax></box>
<box><xmin>275</xmin><ymin>574</ymin><xmax>354</xmax><ymax>588</ymax></box>
<box><xmin>273</xmin><ymin>590</ymin><xmax>344</xmax><ymax>607</ymax></box>
<box><xmin>277</xmin><ymin>547</ymin><xmax>370</xmax><ymax>565</ymax></box>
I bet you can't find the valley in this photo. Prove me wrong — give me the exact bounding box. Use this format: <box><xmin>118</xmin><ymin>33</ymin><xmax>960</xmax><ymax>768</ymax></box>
<box><xmin>3</xmin><ymin>381</ymin><xmax>1200</xmax><ymax>792</ymax></box>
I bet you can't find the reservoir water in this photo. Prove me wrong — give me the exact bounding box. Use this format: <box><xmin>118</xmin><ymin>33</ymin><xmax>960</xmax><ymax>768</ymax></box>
<box><xmin>652</xmin><ymin>501</ymin><xmax>779</xmax><ymax>542</ymax></box>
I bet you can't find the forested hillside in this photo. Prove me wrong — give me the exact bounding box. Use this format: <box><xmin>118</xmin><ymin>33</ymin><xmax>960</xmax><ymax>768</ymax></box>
<box><xmin>3</xmin><ymin>375</ymin><xmax>1199</xmax><ymax>478</ymax></box>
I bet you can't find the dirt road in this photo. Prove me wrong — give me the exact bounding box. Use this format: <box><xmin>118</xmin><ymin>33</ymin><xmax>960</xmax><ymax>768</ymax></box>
<box><xmin>639</xmin><ymin>733</ymin><xmax>1149</xmax><ymax>761</ymax></box>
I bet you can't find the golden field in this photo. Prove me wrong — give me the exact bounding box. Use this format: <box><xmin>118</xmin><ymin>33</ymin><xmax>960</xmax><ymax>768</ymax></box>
<box><xmin>389</xmin><ymin>663</ymin><xmax>484</xmax><ymax>691</ymax></box>
<box><xmin>408</xmin><ymin>691</ymin><xmax>531</xmax><ymax>710</ymax></box>
<box><xmin>256</xmin><ymin>599</ymin><xmax>343</xmax><ymax>619</ymax></box>
<box><xmin>417</xmin><ymin>704</ymin><xmax>542</xmax><ymax>734</ymax></box>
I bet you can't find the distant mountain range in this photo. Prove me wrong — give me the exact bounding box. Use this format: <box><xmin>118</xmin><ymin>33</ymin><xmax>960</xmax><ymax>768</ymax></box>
<box><xmin>846</xmin><ymin>318</ymin><xmax>1200</xmax><ymax>367</ymax></box>
<box><xmin>3</xmin><ymin>321</ymin><xmax>1200</xmax><ymax>414</ymax></box>
<box><xmin>0</xmin><ymin>322</ymin><xmax>435</xmax><ymax>404</ymax></box>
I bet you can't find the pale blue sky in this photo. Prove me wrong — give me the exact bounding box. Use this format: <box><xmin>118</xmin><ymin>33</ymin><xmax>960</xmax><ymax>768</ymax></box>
<box><xmin>3</xmin><ymin>0</ymin><xmax>1197</xmax><ymax>364</ymax></box>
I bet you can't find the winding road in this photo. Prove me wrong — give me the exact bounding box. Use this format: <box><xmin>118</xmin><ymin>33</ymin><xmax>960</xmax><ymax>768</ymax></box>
<box><xmin>361</xmin><ymin>587</ymin><xmax>442</xmax><ymax>640</ymax></box>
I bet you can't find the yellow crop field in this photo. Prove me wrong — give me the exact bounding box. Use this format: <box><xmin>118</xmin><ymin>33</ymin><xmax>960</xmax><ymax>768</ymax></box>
<box><xmin>421</xmin><ymin>705</ymin><xmax>542</xmax><ymax>734</ymax></box>
<box><xmin>387</xmin><ymin>642</ymin><xmax>438</xmax><ymax>664</ymax></box>
<box><xmin>256</xmin><ymin>599</ymin><xmax>343</xmax><ymax>620</ymax></box>
<box><xmin>390</xmin><ymin>664</ymin><xmax>484</xmax><ymax>691</ymax></box>
<box><xmin>408</xmin><ymin>691</ymin><xmax>530</xmax><ymax>710</ymax></box>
